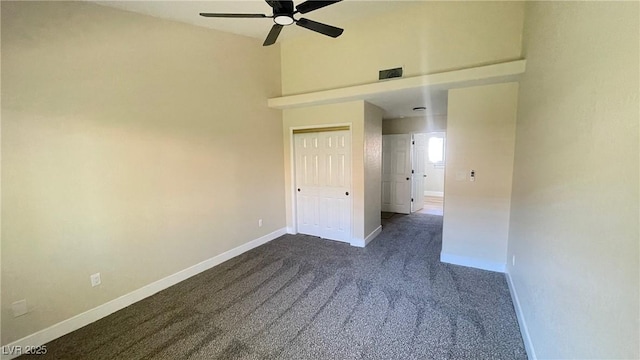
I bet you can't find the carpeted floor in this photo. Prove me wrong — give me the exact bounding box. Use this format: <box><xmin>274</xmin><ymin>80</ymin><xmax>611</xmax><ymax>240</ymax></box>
<box><xmin>21</xmin><ymin>213</ymin><xmax>526</xmax><ymax>360</ymax></box>
<box><xmin>380</xmin><ymin>211</ymin><xmax>396</xmax><ymax>219</ymax></box>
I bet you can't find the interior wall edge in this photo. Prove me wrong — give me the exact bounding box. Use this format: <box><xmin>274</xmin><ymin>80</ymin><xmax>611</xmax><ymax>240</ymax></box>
<box><xmin>439</xmin><ymin>252</ymin><xmax>506</xmax><ymax>273</ymax></box>
<box><xmin>506</xmin><ymin>272</ymin><xmax>537</xmax><ymax>360</ymax></box>
<box><xmin>351</xmin><ymin>224</ymin><xmax>382</xmax><ymax>248</ymax></box>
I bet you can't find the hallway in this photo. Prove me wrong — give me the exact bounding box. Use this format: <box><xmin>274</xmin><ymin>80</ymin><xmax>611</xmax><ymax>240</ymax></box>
<box><xmin>416</xmin><ymin>196</ymin><xmax>444</xmax><ymax>216</ymax></box>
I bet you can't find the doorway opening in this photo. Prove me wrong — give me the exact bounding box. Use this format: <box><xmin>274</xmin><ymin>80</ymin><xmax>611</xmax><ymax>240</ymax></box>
<box><xmin>381</xmin><ymin>132</ymin><xmax>445</xmax><ymax>218</ymax></box>
<box><xmin>417</xmin><ymin>132</ymin><xmax>445</xmax><ymax>216</ymax></box>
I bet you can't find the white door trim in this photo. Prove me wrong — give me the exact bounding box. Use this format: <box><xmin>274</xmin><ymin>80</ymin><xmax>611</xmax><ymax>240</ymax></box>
<box><xmin>288</xmin><ymin>123</ymin><xmax>353</xmax><ymax>241</ymax></box>
<box><xmin>411</xmin><ymin>133</ymin><xmax>427</xmax><ymax>213</ymax></box>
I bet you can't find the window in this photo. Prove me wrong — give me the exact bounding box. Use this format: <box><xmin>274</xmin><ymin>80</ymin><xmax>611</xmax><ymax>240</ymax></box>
<box><xmin>428</xmin><ymin>136</ymin><xmax>444</xmax><ymax>163</ymax></box>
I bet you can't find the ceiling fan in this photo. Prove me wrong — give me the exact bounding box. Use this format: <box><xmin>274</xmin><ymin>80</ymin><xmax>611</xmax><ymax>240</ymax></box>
<box><xmin>200</xmin><ymin>0</ymin><xmax>344</xmax><ymax>46</ymax></box>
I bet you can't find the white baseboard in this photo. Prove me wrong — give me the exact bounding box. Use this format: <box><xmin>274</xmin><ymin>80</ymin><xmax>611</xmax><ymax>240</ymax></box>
<box><xmin>351</xmin><ymin>225</ymin><xmax>382</xmax><ymax>248</ymax></box>
<box><xmin>286</xmin><ymin>226</ymin><xmax>296</xmax><ymax>234</ymax></box>
<box><xmin>424</xmin><ymin>191</ymin><xmax>444</xmax><ymax>197</ymax></box>
<box><xmin>506</xmin><ymin>272</ymin><xmax>537</xmax><ymax>360</ymax></box>
<box><xmin>440</xmin><ymin>252</ymin><xmax>506</xmax><ymax>273</ymax></box>
<box><xmin>350</xmin><ymin>238</ymin><xmax>365</xmax><ymax>247</ymax></box>
<box><xmin>365</xmin><ymin>225</ymin><xmax>383</xmax><ymax>246</ymax></box>
<box><xmin>0</xmin><ymin>228</ymin><xmax>287</xmax><ymax>360</ymax></box>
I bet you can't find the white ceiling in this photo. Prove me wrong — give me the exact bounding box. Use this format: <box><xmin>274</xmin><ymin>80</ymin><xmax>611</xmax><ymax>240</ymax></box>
<box><xmin>95</xmin><ymin>0</ymin><xmax>448</xmax><ymax>119</ymax></box>
<box><xmin>96</xmin><ymin>1</ymin><xmax>415</xmax><ymax>42</ymax></box>
<box><xmin>367</xmin><ymin>87</ymin><xmax>448</xmax><ymax>119</ymax></box>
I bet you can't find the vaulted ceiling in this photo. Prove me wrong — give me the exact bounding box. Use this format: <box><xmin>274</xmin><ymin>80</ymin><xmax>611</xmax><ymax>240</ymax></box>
<box><xmin>96</xmin><ymin>1</ymin><xmax>415</xmax><ymax>42</ymax></box>
<box><xmin>95</xmin><ymin>1</ymin><xmax>449</xmax><ymax>118</ymax></box>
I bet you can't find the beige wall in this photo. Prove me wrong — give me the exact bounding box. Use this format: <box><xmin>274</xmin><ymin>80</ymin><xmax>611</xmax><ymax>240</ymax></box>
<box><xmin>282</xmin><ymin>101</ymin><xmax>365</xmax><ymax>240</ymax></box>
<box><xmin>508</xmin><ymin>2</ymin><xmax>639</xmax><ymax>358</ymax></box>
<box><xmin>1</xmin><ymin>1</ymin><xmax>284</xmax><ymax>344</ymax></box>
<box><xmin>382</xmin><ymin>115</ymin><xmax>447</xmax><ymax>135</ymax></box>
<box><xmin>363</xmin><ymin>102</ymin><xmax>383</xmax><ymax>238</ymax></box>
<box><xmin>281</xmin><ymin>1</ymin><xmax>524</xmax><ymax>95</ymax></box>
<box><xmin>442</xmin><ymin>83</ymin><xmax>518</xmax><ymax>270</ymax></box>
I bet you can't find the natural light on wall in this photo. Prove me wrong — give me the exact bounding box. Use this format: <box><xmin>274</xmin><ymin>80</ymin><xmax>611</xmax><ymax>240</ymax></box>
<box><xmin>428</xmin><ymin>137</ymin><xmax>444</xmax><ymax>163</ymax></box>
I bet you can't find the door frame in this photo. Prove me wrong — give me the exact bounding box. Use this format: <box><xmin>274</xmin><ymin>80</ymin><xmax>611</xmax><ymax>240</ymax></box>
<box><xmin>288</xmin><ymin>123</ymin><xmax>353</xmax><ymax>240</ymax></box>
<box><xmin>410</xmin><ymin>133</ymin><xmax>427</xmax><ymax>213</ymax></box>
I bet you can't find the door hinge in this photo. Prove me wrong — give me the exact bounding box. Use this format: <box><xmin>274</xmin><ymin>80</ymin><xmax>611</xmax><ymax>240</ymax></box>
<box><xmin>411</xmin><ymin>198</ymin><xmax>414</xmax><ymax>202</ymax></box>
<box><xmin>412</xmin><ymin>141</ymin><xmax>415</xmax><ymax>145</ymax></box>
<box><xmin>412</xmin><ymin>169</ymin><xmax>414</xmax><ymax>174</ymax></box>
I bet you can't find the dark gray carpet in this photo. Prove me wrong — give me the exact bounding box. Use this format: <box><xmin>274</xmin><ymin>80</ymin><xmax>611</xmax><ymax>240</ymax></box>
<box><xmin>380</xmin><ymin>211</ymin><xmax>396</xmax><ymax>219</ymax></box>
<box><xmin>21</xmin><ymin>213</ymin><xmax>526</xmax><ymax>360</ymax></box>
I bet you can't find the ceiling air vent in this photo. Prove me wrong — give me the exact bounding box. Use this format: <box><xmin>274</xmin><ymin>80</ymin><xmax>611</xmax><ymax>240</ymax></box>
<box><xmin>379</xmin><ymin>67</ymin><xmax>403</xmax><ymax>80</ymax></box>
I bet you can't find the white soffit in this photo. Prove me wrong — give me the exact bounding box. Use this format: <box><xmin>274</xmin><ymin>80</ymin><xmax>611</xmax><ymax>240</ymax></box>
<box><xmin>268</xmin><ymin>60</ymin><xmax>526</xmax><ymax>119</ymax></box>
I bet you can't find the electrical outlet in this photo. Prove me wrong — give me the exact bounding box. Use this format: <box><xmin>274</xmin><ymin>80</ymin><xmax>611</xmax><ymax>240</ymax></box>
<box><xmin>12</xmin><ymin>300</ymin><xmax>28</xmax><ymax>317</ymax></box>
<box><xmin>512</xmin><ymin>255</ymin><xmax>516</xmax><ymax>266</ymax></box>
<box><xmin>90</xmin><ymin>273</ymin><xmax>101</xmax><ymax>287</ymax></box>
<box><xmin>258</xmin><ymin>219</ymin><xmax>263</xmax><ymax>227</ymax></box>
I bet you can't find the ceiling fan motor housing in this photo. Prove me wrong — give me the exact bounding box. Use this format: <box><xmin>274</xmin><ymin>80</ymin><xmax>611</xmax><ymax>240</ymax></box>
<box><xmin>271</xmin><ymin>0</ymin><xmax>295</xmax><ymax>25</ymax></box>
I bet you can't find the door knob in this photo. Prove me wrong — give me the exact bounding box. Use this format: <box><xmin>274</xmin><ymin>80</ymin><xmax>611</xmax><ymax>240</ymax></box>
<box><xmin>345</xmin><ymin>192</ymin><xmax>349</xmax><ymax>196</ymax></box>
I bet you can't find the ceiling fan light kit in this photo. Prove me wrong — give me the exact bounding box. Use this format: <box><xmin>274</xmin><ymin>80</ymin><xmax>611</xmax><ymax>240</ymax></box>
<box><xmin>200</xmin><ymin>0</ymin><xmax>344</xmax><ymax>46</ymax></box>
<box><xmin>274</xmin><ymin>15</ymin><xmax>294</xmax><ymax>26</ymax></box>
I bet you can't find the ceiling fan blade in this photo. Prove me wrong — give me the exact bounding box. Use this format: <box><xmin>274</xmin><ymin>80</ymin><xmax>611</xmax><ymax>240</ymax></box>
<box><xmin>263</xmin><ymin>24</ymin><xmax>284</xmax><ymax>46</ymax></box>
<box><xmin>199</xmin><ymin>13</ymin><xmax>268</xmax><ymax>18</ymax></box>
<box><xmin>296</xmin><ymin>18</ymin><xmax>343</xmax><ymax>38</ymax></box>
<box><xmin>296</xmin><ymin>0</ymin><xmax>342</xmax><ymax>14</ymax></box>
<box><xmin>266</xmin><ymin>1</ymin><xmax>294</xmax><ymax>14</ymax></box>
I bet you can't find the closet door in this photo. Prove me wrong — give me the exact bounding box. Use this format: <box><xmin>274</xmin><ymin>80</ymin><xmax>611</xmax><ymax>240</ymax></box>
<box><xmin>295</xmin><ymin>133</ymin><xmax>322</xmax><ymax>238</ymax></box>
<box><xmin>295</xmin><ymin>130</ymin><xmax>351</xmax><ymax>243</ymax></box>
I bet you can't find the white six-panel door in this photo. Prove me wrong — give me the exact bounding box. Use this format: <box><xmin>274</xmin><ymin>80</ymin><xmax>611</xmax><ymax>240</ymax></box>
<box><xmin>294</xmin><ymin>130</ymin><xmax>351</xmax><ymax>243</ymax></box>
<box><xmin>382</xmin><ymin>134</ymin><xmax>412</xmax><ymax>214</ymax></box>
